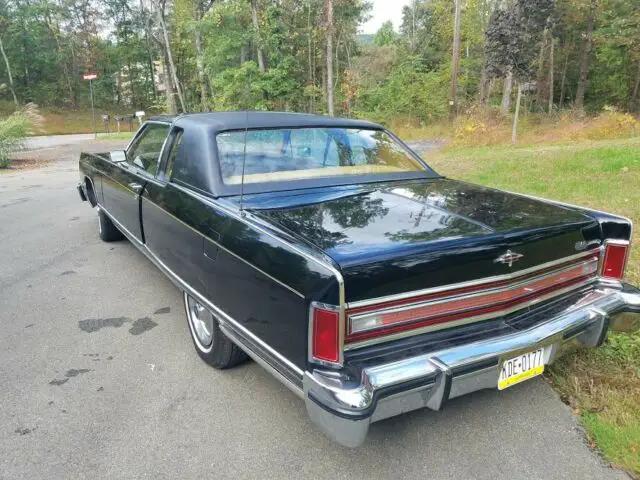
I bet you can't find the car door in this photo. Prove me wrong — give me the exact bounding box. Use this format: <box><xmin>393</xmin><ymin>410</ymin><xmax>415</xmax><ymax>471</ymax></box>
<box><xmin>101</xmin><ymin>122</ymin><xmax>170</xmax><ymax>242</ymax></box>
<box><xmin>141</xmin><ymin>127</ymin><xmax>216</xmax><ymax>295</ymax></box>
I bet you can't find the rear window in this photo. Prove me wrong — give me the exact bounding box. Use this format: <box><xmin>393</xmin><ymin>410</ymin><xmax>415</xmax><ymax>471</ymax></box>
<box><xmin>216</xmin><ymin>128</ymin><xmax>425</xmax><ymax>185</ymax></box>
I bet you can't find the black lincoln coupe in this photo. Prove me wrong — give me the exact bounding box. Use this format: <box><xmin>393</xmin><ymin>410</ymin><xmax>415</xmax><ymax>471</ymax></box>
<box><xmin>77</xmin><ymin>112</ymin><xmax>640</xmax><ymax>446</ymax></box>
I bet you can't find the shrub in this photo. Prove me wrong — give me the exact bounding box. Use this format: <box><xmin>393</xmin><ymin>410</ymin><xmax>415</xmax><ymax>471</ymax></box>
<box><xmin>0</xmin><ymin>103</ymin><xmax>43</xmax><ymax>168</ymax></box>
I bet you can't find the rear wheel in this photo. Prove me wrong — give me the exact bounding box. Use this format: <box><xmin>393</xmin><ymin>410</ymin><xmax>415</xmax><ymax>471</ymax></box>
<box><xmin>183</xmin><ymin>292</ymin><xmax>247</xmax><ymax>369</ymax></box>
<box><xmin>98</xmin><ymin>208</ymin><xmax>124</xmax><ymax>242</ymax></box>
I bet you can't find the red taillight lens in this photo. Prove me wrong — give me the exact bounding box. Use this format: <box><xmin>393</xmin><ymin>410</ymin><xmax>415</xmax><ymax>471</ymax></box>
<box><xmin>311</xmin><ymin>305</ymin><xmax>340</xmax><ymax>363</ymax></box>
<box><xmin>601</xmin><ymin>241</ymin><xmax>629</xmax><ymax>280</ymax></box>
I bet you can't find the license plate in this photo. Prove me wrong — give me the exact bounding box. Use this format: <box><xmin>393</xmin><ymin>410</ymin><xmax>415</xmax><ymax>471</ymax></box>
<box><xmin>498</xmin><ymin>347</ymin><xmax>548</xmax><ymax>390</ymax></box>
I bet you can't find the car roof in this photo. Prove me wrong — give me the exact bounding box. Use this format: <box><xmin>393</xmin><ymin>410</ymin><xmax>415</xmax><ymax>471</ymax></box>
<box><xmin>155</xmin><ymin>111</ymin><xmax>383</xmax><ymax>132</ymax></box>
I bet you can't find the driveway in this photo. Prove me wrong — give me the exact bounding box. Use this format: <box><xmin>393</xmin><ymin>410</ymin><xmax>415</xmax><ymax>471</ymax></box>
<box><xmin>0</xmin><ymin>140</ymin><xmax>627</xmax><ymax>479</ymax></box>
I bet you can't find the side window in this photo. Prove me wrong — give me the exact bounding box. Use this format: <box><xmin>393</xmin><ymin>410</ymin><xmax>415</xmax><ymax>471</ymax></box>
<box><xmin>161</xmin><ymin>128</ymin><xmax>183</xmax><ymax>181</ymax></box>
<box><xmin>127</xmin><ymin>123</ymin><xmax>170</xmax><ymax>176</ymax></box>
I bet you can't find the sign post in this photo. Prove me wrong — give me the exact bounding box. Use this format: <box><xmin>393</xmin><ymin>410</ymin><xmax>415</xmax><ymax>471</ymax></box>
<box><xmin>83</xmin><ymin>73</ymin><xmax>98</xmax><ymax>139</ymax></box>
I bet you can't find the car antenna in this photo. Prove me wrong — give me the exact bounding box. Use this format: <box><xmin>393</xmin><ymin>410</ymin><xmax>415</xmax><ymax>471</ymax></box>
<box><xmin>239</xmin><ymin>108</ymin><xmax>248</xmax><ymax>217</ymax></box>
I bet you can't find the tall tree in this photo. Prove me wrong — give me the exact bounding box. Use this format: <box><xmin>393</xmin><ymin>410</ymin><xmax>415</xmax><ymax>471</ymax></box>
<box><xmin>0</xmin><ymin>33</ymin><xmax>17</xmax><ymax>105</ymax></box>
<box><xmin>155</xmin><ymin>0</ymin><xmax>186</xmax><ymax>112</ymax></box>
<box><xmin>450</xmin><ymin>0</ymin><xmax>462</xmax><ymax>120</ymax></box>
<box><xmin>325</xmin><ymin>0</ymin><xmax>334</xmax><ymax>116</ymax></box>
<box><xmin>250</xmin><ymin>0</ymin><xmax>265</xmax><ymax>73</ymax></box>
<box><xmin>574</xmin><ymin>0</ymin><xmax>597</xmax><ymax>112</ymax></box>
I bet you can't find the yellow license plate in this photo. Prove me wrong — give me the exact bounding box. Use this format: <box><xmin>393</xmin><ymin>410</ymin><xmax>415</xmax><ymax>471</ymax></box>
<box><xmin>498</xmin><ymin>347</ymin><xmax>548</xmax><ymax>390</ymax></box>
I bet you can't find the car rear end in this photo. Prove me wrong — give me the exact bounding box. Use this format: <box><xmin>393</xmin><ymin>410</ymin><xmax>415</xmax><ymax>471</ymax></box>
<box><xmin>299</xmin><ymin>208</ymin><xmax>640</xmax><ymax>447</ymax></box>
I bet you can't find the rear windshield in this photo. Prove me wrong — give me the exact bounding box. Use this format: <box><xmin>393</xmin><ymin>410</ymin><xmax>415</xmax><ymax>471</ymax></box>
<box><xmin>216</xmin><ymin>127</ymin><xmax>426</xmax><ymax>185</ymax></box>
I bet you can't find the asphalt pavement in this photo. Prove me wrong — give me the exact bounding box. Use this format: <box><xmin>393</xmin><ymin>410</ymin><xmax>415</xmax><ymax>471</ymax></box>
<box><xmin>0</xmin><ymin>139</ymin><xmax>628</xmax><ymax>479</ymax></box>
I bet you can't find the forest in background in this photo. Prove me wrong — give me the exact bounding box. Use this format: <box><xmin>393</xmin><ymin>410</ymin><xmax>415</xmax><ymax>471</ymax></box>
<box><xmin>0</xmin><ymin>0</ymin><xmax>638</xmax><ymax>126</ymax></box>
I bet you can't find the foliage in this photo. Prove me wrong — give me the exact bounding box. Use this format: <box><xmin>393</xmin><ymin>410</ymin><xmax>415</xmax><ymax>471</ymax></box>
<box><xmin>0</xmin><ymin>0</ymin><xmax>637</xmax><ymax>126</ymax></box>
<box><xmin>0</xmin><ymin>103</ymin><xmax>42</xmax><ymax>167</ymax></box>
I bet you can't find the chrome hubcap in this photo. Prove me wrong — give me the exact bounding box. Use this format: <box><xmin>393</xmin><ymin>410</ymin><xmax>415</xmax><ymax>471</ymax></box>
<box><xmin>187</xmin><ymin>296</ymin><xmax>214</xmax><ymax>348</ymax></box>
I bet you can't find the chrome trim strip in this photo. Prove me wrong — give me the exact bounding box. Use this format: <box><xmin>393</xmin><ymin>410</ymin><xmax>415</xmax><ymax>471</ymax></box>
<box><xmin>346</xmin><ymin>249</ymin><xmax>601</xmax><ymax>310</ymax></box>
<box><xmin>344</xmin><ymin>278</ymin><xmax>598</xmax><ymax>351</ymax></box>
<box><xmin>97</xmin><ymin>203</ymin><xmax>305</xmax><ymax>380</ymax></box>
<box><xmin>140</xmin><ymin>196</ymin><xmax>305</xmax><ymax>299</ymax></box>
<box><xmin>169</xmin><ymin>182</ymin><xmax>347</xmax><ymax>366</ymax></box>
<box><xmin>348</xmin><ymin>257</ymin><xmax>599</xmax><ymax>335</ymax></box>
<box><xmin>219</xmin><ymin>323</ymin><xmax>304</xmax><ymax>398</ymax></box>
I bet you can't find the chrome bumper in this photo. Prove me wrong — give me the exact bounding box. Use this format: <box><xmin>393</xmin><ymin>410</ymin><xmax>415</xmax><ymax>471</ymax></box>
<box><xmin>303</xmin><ymin>285</ymin><xmax>640</xmax><ymax>447</ymax></box>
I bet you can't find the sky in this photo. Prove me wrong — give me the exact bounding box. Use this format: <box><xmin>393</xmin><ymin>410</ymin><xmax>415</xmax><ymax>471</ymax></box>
<box><xmin>360</xmin><ymin>0</ymin><xmax>412</xmax><ymax>34</ymax></box>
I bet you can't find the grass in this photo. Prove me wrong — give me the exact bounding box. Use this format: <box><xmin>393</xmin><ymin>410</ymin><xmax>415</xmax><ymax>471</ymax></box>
<box><xmin>0</xmin><ymin>103</ymin><xmax>147</xmax><ymax>135</ymax></box>
<box><xmin>427</xmin><ymin>136</ymin><xmax>640</xmax><ymax>476</ymax></box>
<box><xmin>96</xmin><ymin>131</ymin><xmax>135</xmax><ymax>140</ymax></box>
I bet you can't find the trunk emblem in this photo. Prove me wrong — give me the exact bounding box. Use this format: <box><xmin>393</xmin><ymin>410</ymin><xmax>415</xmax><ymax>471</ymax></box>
<box><xmin>495</xmin><ymin>250</ymin><xmax>523</xmax><ymax>267</ymax></box>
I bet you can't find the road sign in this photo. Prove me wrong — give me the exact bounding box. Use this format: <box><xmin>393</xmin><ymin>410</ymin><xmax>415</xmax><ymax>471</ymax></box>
<box><xmin>83</xmin><ymin>73</ymin><xmax>98</xmax><ymax>80</ymax></box>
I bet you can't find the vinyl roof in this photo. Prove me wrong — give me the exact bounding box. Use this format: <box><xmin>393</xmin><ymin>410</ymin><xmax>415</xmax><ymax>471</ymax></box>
<box><xmin>149</xmin><ymin>111</ymin><xmax>382</xmax><ymax>132</ymax></box>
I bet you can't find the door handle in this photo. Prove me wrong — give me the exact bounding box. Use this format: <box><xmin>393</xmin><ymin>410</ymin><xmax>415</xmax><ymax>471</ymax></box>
<box><xmin>128</xmin><ymin>182</ymin><xmax>143</xmax><ymax>193</ymax></box>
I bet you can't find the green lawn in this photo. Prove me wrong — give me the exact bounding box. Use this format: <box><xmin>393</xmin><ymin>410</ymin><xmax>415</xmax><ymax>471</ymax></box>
<box><xmin>428</xmin><ymin>137</ymin><xmax>640</xmax><ymax>476</ymax></box>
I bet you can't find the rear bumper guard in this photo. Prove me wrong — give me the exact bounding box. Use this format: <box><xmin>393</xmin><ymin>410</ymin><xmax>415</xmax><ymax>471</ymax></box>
<box><xmin>303</xmin><ymin>284</ymin><xmax>640</xmax><ymax>447</ymax></box>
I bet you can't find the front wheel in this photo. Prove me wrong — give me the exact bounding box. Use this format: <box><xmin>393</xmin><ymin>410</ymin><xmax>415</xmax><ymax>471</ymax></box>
<box><xmin>183</xmin><ymin>292</ymin><xmax>247</xmax><ymax>369</ymax></box>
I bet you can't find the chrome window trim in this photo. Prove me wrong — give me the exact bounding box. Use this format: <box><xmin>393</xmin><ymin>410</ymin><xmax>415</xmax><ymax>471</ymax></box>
<box><xmin>140</xmin><ymin>195</ymin><xmax>305</xmax><ymax>299</ymax></box>
<box><xmin>347</xmin><ymin>249</ymin><xmax>601</xmax><ymax>311</ymax></box>
<box><xmin>344</xmin><ymin>277</ymin><xmax>599</xmax><ymax>351</ymax></box>
<box><xmin>96</xmin><ymin>203</ymin><xmax>305</xmax><ymax>383</ymax></box>
<box><xmin>168</xmin><ymin>182</ymin><xmax>347</xmax><ymax>366</ymax></box>
<box><xmin>348</xmin><ymin>257</ymin><xmax>600</xmax><ymax>335</ymax></box>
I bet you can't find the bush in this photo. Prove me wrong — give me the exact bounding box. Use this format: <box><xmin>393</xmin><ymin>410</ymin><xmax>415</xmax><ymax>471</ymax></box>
<box><xmin>0</xmin><ymin>103</ymin><xmax>43</xmax><ymax>168</ymax></box>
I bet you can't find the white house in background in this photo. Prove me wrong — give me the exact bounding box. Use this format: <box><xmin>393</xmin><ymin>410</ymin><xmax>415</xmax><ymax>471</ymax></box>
<box><xmin>115</xmin><ymin>60</ymin><xmax>167</xmax><ymax>105</ymax></box>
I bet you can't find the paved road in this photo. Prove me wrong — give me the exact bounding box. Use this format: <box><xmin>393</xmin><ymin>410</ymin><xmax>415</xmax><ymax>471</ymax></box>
<box><xmin>23</xmin><ymin>134</ymin><xmax>97</xmax><ymax>151</ymax></box>
<box><xmin>0</xmin><ymin>142</ymin><xmax>627</xmax><ymax>480</ymax></box>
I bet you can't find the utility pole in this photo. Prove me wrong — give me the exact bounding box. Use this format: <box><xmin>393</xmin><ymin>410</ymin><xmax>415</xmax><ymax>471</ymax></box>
<box><xmin>450</xmin><ymin>0</ymin><xmax>462</xmax><ymax>121</ymax></box>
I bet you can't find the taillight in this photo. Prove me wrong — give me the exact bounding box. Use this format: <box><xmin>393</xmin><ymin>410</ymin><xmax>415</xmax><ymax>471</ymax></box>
<box><xmin>310</xmin><ymin>304</ymin><xmax>340</xmax><ymax>364</ymax></box>
<box><xmin>601</xmin><ymin>240</ymin><xmax>630</xmax><ymax>280</ymax></box>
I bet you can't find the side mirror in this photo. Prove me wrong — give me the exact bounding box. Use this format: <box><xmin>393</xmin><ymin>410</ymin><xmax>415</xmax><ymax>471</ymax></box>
<box><xmin>110</xmin><ymin>150</ymin><xmax>127</xmax><ymax>163</ymax></box>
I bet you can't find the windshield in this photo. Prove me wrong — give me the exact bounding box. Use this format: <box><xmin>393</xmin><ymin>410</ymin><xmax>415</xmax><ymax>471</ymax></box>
<box><xmin>216</xmin><ymin>127</ymin><xmax>426</xmax><ymax>185</ymax></box>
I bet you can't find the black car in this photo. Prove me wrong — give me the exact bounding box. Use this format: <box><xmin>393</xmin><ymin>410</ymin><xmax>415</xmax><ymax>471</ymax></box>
<box><xmin>77</xmin><ymin>112</ymin><xmax>640</xmax><ymax>447</ymax></box>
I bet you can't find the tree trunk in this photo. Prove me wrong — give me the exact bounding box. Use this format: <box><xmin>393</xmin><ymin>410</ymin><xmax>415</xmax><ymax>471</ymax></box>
<box><xmin>162</xmin><ymin>51</ymin><xmax>177</xmax><ymax>114</ymax></box>
<box><xmin>535</xmin><ymin>28</ymin><xmax>548</xmax><ymax>109</ymax></box>
<box><xmin>307</xmin><ymin>0</ymin><xmax>313</xmax><ymax>112</ymax></box>
<box><xmin>629</xmin><ymin>62</ymin><xmax>640</xmax><ymax>112</ymax></box>
<box><xmin>559</xmin><ymin>48</ymin><xmax>569</xmax><ymax>108</ymax></box>
<box><xmin>512</xmin><ymin>82</ymin><xmax>523</xmax><ymax>144</ymax></box>
<box><xmin>478</xmin><ymin>65</ymin><xmax>490</xmax><ymax>104</ymax></box>
<box><xmin>158</xmin><ymin>6</ymin><xmax>186</xmax><ymax>112</ymax></box>
<box><xmin>450</xmin><ymin>0</ymin><xmax>462</xmax><ymax>121</ymax></box>
<box><xmin>325</xmin><ymin>0</ymin><xmax>334</xmax><ymax>116</ymax></box>
<box><xmin>548</xmin><ymin>37</ymin><xmax>554</xmax><ymax>113</ymax></box>
<box><xmin>251</xmin><ymin>0</ymin><xmax>266</xmax><ymax>73</ymax></box>
<box><xmin>575</xmin><ymin>0</ymin><xmax>597</xmax><ymax>113</ymax></box>
<box><xmin>501</xmin><ymin>70</ymin><xmax>513</xmax><ymax>114</ymax></box>
<box><xmin>194</xmin><ymin>27</ymin><xmax>208</xmax><ymax>110</ymax></box>
<box><xmin>0</xmin><ymin>35</ymin><xmax>18</xmax><ymax>106</ymax></box>
<box><xmin>140</xmin><ymin>0</ymin><xmax>156</xmax><ymax>102</ymax></box>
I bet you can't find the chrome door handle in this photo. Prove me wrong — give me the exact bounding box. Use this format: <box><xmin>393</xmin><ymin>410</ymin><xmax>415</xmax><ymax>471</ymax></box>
<box><xmin>128</xmin><ymin>182</ymin><xmax>143</xmax><ymax>193</ymax></box>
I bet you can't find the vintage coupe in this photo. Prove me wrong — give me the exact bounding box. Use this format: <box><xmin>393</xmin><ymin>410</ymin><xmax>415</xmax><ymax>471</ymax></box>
<box><xmin>77</xmin><ymin>112</ymin><xmax>640</xmax><ymax>446</ymax></box>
